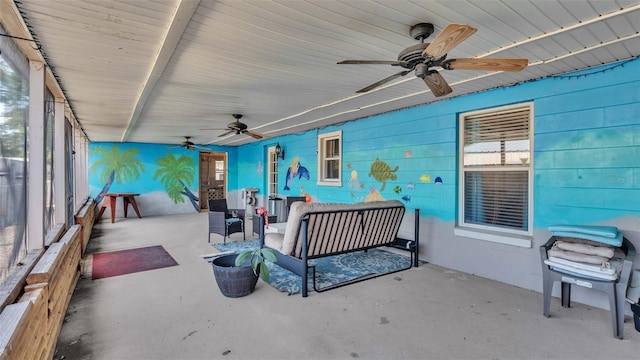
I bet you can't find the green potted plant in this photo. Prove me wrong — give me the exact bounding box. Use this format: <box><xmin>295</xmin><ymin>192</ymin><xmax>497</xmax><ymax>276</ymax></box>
<box><xmin>235</xmin><ymin>247</ymin><xmax>278</xmax><ymax>282</ymax></box>
<box><xmin>211</xmin><ymin>247</ymin><xmax>277</xmax><ymax>298</ymax></box>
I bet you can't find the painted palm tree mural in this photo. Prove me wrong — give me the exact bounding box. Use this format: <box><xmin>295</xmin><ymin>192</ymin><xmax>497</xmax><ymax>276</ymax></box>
<box><xmin>90</xmin><ymin>146</ymin><xmax>144</xmax><ymax>203</ymax></box>
<box><xmin>154</xmin><ymin>153</ymin><xmax>199</xmax><ymax>211</ymax></box>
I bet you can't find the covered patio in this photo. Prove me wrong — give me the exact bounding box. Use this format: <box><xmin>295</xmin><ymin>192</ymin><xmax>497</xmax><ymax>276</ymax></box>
<box><xmin>54</xmin><ymin>214</ymin><xmax>640</xmax><ymax>359</ymax></box>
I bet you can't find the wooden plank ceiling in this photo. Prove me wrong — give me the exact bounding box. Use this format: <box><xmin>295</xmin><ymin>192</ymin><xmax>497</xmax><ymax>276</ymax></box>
<box><xmin>5</xmin><ymin>0</ymin><xmax>639</xmax><ymax>146</ymax></box>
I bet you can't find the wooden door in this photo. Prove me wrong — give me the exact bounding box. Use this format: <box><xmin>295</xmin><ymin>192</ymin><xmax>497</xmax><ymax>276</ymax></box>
<box><xmin>199</xmin><ymin>152</ymin><xmax>227</xmax><ymax>211</ymax></box>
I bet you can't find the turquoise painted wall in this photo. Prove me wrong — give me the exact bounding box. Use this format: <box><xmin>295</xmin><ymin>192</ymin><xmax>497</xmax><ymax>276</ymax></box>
<box><xmin>234</xmin><ymin>58</ymin><xmax>639</xmax><ymax>309</ymax></box>
<box><xmin>88</xmin><ymin>142</ymin><xmax>237</xmax><ymax>216</ymax></box>
<box><xmin>238</xmin><ymin>58</ymin><xmax>639</xmax><ymax>230</ymax></box>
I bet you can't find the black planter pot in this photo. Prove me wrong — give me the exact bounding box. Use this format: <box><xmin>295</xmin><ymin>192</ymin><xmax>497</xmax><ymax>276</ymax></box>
<box><xmin>211</xmin><ymin>254</ymin><xmax>258</xmax><ymax>298</ymax></box>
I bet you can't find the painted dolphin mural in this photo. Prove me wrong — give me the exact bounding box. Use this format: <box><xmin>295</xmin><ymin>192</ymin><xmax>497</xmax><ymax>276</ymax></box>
<box><xmin>284</xmin><ymin>156</ymin><xmax>310</xmax><ymax>191</ymax></box>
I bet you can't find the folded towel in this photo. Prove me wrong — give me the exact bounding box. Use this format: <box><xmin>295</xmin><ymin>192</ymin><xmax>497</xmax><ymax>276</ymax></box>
<box><xmin>548</xmin><ymin>225</ymin><xmax>618</xmax><ymax>238</ymax></box>
<box><xmin>548</xmin><ymin>256</ymin><xmax>618</xmax><ymax>275</ymax></box>
<box><xmin>555</xmin><ymin>236</ymin><xmax>614</xmax><ymax>248</ymax></box>
<box><xmin>553</xmin><ymin>241</ymin><xmax>615</xmax><ymax>258</ymax></box>
<box><xmin>544</xmin><ymin>259</ymin><xmax>620</xmax><ymax>281</ymax></box>
<box><xmin>547</xmin><ymin>248</ymin><xmax>609</xmax><ymax>265</ymax></box>
<box><xmin>551</xmin><ymin>230</ymin><xmax>623</xmax><ymax>247</ymax></box>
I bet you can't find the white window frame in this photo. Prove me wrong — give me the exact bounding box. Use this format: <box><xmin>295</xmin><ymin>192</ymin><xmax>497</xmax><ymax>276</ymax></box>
<box><xmin>317</xmin><ymin>130</ymin><xmax>342</xmax><ymax>186</ymax></box>
<box><xmin>455</xmin><ymin>103</ymin><xmax>534</xmax><ymax>248</ymax></box>
<box><xmin>267</xmin><ymin>146</ymin><xmax>278</xmax><ymax>197</ymax></box>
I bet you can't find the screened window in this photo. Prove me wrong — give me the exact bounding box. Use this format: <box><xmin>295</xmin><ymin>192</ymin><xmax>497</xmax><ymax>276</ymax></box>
<box><xmin>459</xmin><ymin>103</ymin><xmax>532</xmax><ymax>235</ymax></box>
<box><xmin>317</xmin><ymin>130</ymin><xmax>341</xmax><ymax>186</ymax></box>
<box><xmin>65</xmin><ymin>118</ymin><xmax>75</xmax><ymax>226</ymax></box>
<box><xmin>44</xmin><ymin>90</ymin><xmax>55</xmax><ymax>234</ymax></box>
<box><xmin>0</xmin><ymin>34</ymin><xmax>29</xmax><ymax>283</ymax></box>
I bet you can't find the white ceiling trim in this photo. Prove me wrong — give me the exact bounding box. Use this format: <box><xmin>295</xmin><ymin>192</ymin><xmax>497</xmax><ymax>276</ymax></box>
<box><xmin>218</xmin><ymin>5</ymin><xmax>639</xmax><ymax>145</ymax></box>
<box><xmin>532</xmin><ymin>32</ymin><xmax>640</xmax><ymax>65</ymax></box>
<box><xmin>481</xmin><ymin>4</ymin><xmax>640</xmax><ymax>58</ymax></box>
<box><xmin>120</xmin><ymin>0</ymin><xmax>201</xmax><ymax>142</ymax></box>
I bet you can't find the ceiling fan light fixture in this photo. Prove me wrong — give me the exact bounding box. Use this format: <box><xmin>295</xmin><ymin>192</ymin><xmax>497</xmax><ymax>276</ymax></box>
<box><xmin>415</xmin><ymin>63</ymin><xmax>428</xmax><ymax>78</ymax></box>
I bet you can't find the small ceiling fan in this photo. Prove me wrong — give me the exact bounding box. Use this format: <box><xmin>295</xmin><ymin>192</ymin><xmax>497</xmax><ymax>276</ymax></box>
<box><xmin>199</xmin><ymin>114</ymin><xmax>268</xmax><ymax>140</ymax></box>
<box><xmin>338</xmin><ymin>23</ymin><xmax>528</xmax><ymax>97</ymax></box>
<box><xmin>169</xmin><ymin>136</ymin><xmax>211</xmax><ymax>151</ymax></box>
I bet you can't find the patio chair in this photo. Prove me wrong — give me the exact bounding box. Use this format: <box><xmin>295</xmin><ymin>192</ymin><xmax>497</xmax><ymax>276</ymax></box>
<box><xmin>540</xmin><ymin>236</ymin><xmax>635</xmax><ymax>339</ymax></box>
<box><xmin>208</xmin><ymin>199</ymin><xmax>245</xmax><ymax>243</ymax></box>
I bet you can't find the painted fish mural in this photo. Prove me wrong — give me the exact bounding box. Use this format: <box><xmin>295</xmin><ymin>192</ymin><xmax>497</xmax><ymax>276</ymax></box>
<box><xmin>284</xmin><ymin>156</ymin><xmax>310</xmax><ymax>191</ymax></box>
<box><xmin>368</xmin><ymin>158</ymin><xmax>398</xmax><ymax>191</ymax></box>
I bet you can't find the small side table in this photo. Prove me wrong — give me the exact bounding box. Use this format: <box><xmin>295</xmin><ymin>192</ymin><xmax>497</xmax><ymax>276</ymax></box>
<box><xmin>98</xmin><ymin>192</ymin><xmax>142</xmax><ymax>223</ymax></box>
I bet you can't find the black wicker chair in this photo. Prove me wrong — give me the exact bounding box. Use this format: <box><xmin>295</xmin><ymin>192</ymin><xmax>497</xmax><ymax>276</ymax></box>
<box><xmin>208</xmin><ymin>199</ymin><xmax>245</xmax><ymax>243</ymax></box>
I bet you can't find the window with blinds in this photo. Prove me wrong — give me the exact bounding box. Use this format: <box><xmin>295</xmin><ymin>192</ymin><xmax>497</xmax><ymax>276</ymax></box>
<box><xmin>459</xmin><ymin>103</ymin><xmax>533</xmax><ymax>234</ymax></box>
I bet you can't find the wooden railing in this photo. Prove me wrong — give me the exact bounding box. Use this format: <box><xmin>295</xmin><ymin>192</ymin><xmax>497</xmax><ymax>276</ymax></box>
<box><xmin>74</xmin><ymin>199</ymin><xmax>96</xmax><ymax>254</ymax></box>
<box><xmin>0</xmin><ymin>199</ymin><xmax>95</xmax><ymax>359</ymax></box>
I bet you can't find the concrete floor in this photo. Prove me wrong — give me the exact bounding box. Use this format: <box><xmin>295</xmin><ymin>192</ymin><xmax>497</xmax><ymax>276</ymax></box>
<box><xmin>54</xmin><ymin>212</ymin><xmax>640</xmax><ymax>360</ymax></box>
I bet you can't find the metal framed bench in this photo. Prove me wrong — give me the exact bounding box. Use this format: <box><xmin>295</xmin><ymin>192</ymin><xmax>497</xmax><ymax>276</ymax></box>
<box><xmin>259</xmin><ymin>200</ymin><xmax>419</xmax><ymax>297</ymax></box>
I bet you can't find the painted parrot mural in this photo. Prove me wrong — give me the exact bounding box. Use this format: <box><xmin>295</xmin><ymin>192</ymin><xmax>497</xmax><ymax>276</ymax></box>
<box><xmin>154</xmin><ymin>152</ymin><xmax>199</xmax><ymax>211</ymax></box>
<box><xmin>90</xmin><ymin>146</ymin><xmax>144</xmax><ymax>203</ymax></box>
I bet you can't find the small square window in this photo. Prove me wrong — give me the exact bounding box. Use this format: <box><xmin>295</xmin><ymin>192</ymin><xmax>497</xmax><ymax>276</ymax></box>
<box><xmin>317</xmin><ymin>130</ymin><xmax>342</xmax><ymax>186</ymax></box>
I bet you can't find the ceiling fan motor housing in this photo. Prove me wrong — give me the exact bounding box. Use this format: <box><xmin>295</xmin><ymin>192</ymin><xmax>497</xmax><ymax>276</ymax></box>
<box><xmin>397</xmin><ymin>43</ymin><xmax>429</xmax><ymax>69</ymax></box>
<box><xmin>228</xmin><ymin>121</ymin><xmax>247</xmax><ymax>131</ymax></box>
<box><xmin>181</xmin><ymin>136</ymin><xmax>195</xmax><ymax>146</ymax></box>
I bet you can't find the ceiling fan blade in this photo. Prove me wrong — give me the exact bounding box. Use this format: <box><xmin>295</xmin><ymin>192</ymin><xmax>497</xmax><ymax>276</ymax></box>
<box><xmin>198</xmin><ymin>128</ymin><xmax>229</xmax><ymax>131</ymax></box>
<box><xmin>244</xmin><ymin>130</ymin><xmax>268</xmax><ymax>139</ymax></box>
<box><xmin>218</xmin><ymin>130</ymin><xmax>234</xmax><ymax>137</ymax></box>
<box><xmin>423</xmin><ymin>23</ymin><xmax>477</xmax><ymax>58</ymax></box>
<box><xmin>355</xmin><ymin>70</ymin><xmax>411</xmax><ymax>93</ymax></box>
<box><xmin>422</xmin><ymin>70</ymin><xmax>453</xmax><ymax>97</ymax></box>
<box><xmin>338</xmin><ymin>60</ymin><xmax>409</xmax><ymax>67</ymax></box>
<box><xmin>193</xmin><ymin>145</ymin><xmax>212</xmax><ymax>151</ymax></box>
<box><xmin>443</xmin><ymin>58</ymin><xmax>528</xmax><ymax>72</ymax></box>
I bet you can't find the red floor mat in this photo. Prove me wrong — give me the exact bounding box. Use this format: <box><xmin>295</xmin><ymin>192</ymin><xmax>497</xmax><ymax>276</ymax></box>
<box><xmin>92</xmin><ymin>245</ymin><xmax>178</xmax><ymax>279</ymax></box>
